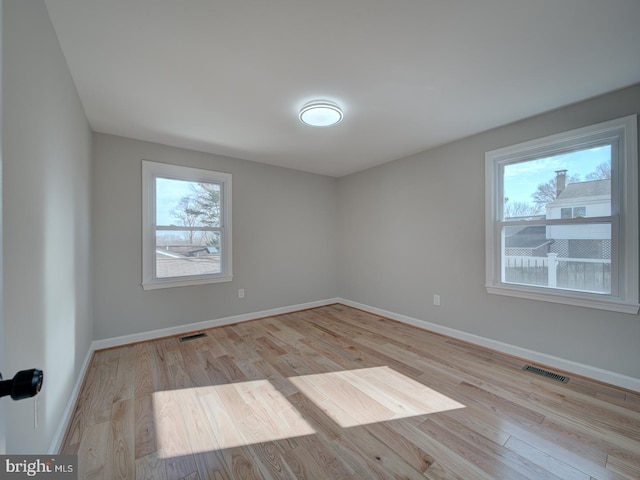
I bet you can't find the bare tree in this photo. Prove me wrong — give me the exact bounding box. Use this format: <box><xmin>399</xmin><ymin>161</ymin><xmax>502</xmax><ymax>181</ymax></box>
<box><xmin>532</xmin><ymin>173</ymin><xmax>580</xmax><ymax>208</ymax></box>
<box><xmin>192</xmin><ymin>183</ymin><xmax>221</xmax><ymax>228</ymax></box>
<box><xmin>504</xmin><ymin>200</ymin><xmax>541</xmax><ymax>219</ymax></box>
<box><xmin>171</xmin><ymin>196</ymin><xmax>200</xmax><ymax>244</ymax></box>
<box><xmin>170</xmin><ymin>182</ymin><xmax>222</xmax><ymax>247</ymax></box>
<box><xmin>585</xmin><ymin>161</ymin><xmax>611</xmax><ymax>180</ymax></box>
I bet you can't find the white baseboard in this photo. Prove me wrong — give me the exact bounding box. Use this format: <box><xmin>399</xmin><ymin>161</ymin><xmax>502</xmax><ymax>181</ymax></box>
<box><xmin>49</xmin><ymin>298</ymin><xmax>339</xmax><ymax>453</ymax></box>
<box><xmin>92</xmin><ymin>298</ymin><xmax>340</xmax><ymax>351</ymax></box>
<box><xmin>49</xmin><ymin>295</ymin><xmax>638</xmax><ymax>453</ymax></box>
<box><xmin>337</xmin><ymin>298</ymin><xmax>640</xmax><ymax>393</ymax></box>
<box><xmin>48</xmin><ymin>347</ymin><xmax>94</xmax><ymax>454</ymax></box>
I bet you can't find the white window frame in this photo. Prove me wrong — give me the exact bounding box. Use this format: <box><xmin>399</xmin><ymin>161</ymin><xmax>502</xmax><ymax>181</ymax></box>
<box><xmin>142</xmin><ymin>160</ymin><xmax>232</xmax><ymax>290</ymax></box>
<box><xmin>485</xmin><ymin>115</ymin><xmax>638</xmax><ymax>314</ymax></box>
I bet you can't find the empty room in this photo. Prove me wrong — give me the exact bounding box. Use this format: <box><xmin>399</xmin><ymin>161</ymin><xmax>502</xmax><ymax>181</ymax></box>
<box><xmin>1</xmin><ymin>1</ymin><xmax>640</xmax><ymax>479</ymax></box>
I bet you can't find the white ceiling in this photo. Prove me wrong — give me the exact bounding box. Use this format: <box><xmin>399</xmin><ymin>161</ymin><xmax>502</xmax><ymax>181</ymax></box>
<box><xmin>44</xmin><ymin>0</ymin><xmax>640</xmax><ymax>177</ymax></box>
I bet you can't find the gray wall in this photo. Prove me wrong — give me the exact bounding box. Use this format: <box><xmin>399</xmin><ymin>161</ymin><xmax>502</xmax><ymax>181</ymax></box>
<box><xmin>338</xmin><ymin>84</ymin><xmax>640</xmax><ymax>380</ymax></box>
<box><xmin>92</xmin><ymin>133</ymin><xmax>338</xmax><ymax>340</ymax></box>
<box><xmin>2</xmin><ymin>0</ymin><xmax>93</xmax><ymax>453</ymax></box>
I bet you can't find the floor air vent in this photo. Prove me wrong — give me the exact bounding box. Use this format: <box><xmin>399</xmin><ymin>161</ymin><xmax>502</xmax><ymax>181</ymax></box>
<box><xmin>522</xmin><ymin>365</ymin><xmax>569</xmax><ymax>383</ymax></box>
<box><xmin>179</xmin><ymin>332</ymin><xmax>207</xmax><ymax>342</ymax></box>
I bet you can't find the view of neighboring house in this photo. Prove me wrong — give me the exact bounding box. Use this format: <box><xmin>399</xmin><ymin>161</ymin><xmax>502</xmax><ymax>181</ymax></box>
<box><xmin>546</xmin><ymin>174</ymin><xmax>611</xmax><ymax>260</ymax></box>
<box><xmin>504</xmin><ymin>170</ymin><xmax>611</xmax><ymax>292</ymax></box>
<box><xmin>504</xmin><ymin>223</ymin><xmax>550</xmax><ymax>257</ymax></box>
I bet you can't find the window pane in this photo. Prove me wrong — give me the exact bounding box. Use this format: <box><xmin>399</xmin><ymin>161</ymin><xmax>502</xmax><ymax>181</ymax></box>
<box><xmin>502</xmin><ymin>145</ymin><xmax>611</xmax><ymax>221</ymax></box>
<box><xmin>573</xmin><ymin>206</ymin><xmax>586</xmax><ymax>218</ymax></box>
<box><xmin>155</xmin><ymin>230</ymin><xmax>221</xmax><ymax>278</ymax></box>
<box><xmin>503</xmin><ymin>223</ymin><xmax>611</xmax><ymax>293</ymax></box>
<box><xmin>156</xmin><ymin>177</ymin><xmax>221</xmax><ymax>227</ymax></box>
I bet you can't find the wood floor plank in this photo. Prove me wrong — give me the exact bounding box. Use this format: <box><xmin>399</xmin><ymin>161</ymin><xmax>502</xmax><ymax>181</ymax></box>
<box><xmin>177</xmin><ymin>341</ymin><xmax>215</xmax><ymax>388</ymax></box>
<box><xmin>290</xmin><ymin>370</ymin><xmax>396</xmax><ymax>427</ymax></box>
<box><xmin>77</xmin><ymin>421</ymin><xmax>110</xmax><ymax>480</ymax></box>
<box><xmin>134</xmin><ymin>394</ymin><xmax>157</xmax><ymax>460</ymax></box>
<box><xmin>416</xmin><ymin>418</ymin><xmax>537</xmax><ymax>480</ymax></box>
<box><xmin>285</xmin><ymin>391</ymin><xmax>343</xmax><ymax>441</ymax></box>
<box><xmin>175</xmin><ymin>387</ymin><xmax>218</xmax><ymax>456</ymax></box>
<box><xmin>198</xmin><ymin>350</ymin><xmax>233</xmax><ymax>386</ymax></box>
<box><xmin>224</xmin><ymin>446</ymin><xmax>272</xmax><ymax>480</ymax></box>
<box><xmin>150</xmin><ymin>342</ymin><xmax>173</xmax><ymax>392</ymax></box>
<box><xmin>87</xmin><ymin>351</ymin><xmax>119</xmax><ymax>426</ymax></box>
<box><xmin>135</xmin><ymin>452</ymin><xmax>169</xmax><ymax>480</ymax></box>
<box><xmin>193</xmin><ymin>450</ymin><xmax>231</xmax><ymax>480</ymax></box>
<box><xmin>427</xmin><ymin>413</ymin><xmax>564</xmax><ymax>480</ymax></box>
<box><xmin>198</xmin><ymin>386</ymin><xmax>248</xmax><ymax>450</ymax></box>
<box><xmin>282</xmin><ymin>442</ymin><xmax>352</xmax><ymax>480</ymax></box>
<box><xmin>504</xmin><ymin>436</ymin><xmax>591</xmax><ymax>480</ymax></box>
<box><xmin>105</xmin><ymin>398</ymin><xmax>135</xmax><ymax>480</ymax></box>
<box><xmin>60</xmin><ymin>305</ymin><xmax>640</xmax><ymax>479</ymax></box>
<box><xmin>387</xmin><ymin>418</ymin><xmax>497</xmax><ymax>480</ymax></box>
<box><xmin>242</xmin><ymin>441</ymin><xmax>295</xmax><ymax>480</ymax></box>
<box><xmin>363</xmin><ymin>421</ymin><xmax>436</xmax><ymax>474</ymax></box>
<box><xmin>134</xmin><ymin>344</ymin><xmax>155</xmax><ymax>398</ymax></box>
<box><xmin>606</xmin><ymin>453</ymin><xmax>640</xmax><ymax>479</ymax></box>
<box><xmin>333</xmin><ymin>425</ymin><xmax>426</xmax><ymax>479</ymax></box>
<box><xmin>153</xmin><ymin>389</ymin><xmax>198</xmax><ymax>480</ymax></box>
<box><xmin>113</xmin><ymin>346</ymin><xmax>135</xmax><ymax>403</ymax></box>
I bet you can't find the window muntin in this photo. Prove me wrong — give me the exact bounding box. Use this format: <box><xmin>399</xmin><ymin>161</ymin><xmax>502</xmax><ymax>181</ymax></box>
<box><xmin>142</xmin><ymin>161</ymin><xmax>232</xmax><ymax>289</ymax></box>
<box><xmin>486</xmin><ymin>116</ymin><xmax>638</xmax><ymax>313</ymax></box>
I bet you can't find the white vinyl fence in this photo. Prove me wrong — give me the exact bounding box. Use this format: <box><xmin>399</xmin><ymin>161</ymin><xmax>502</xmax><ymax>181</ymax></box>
<box><xmin>503</xmin><ymin>253</ymin><xmax>611</xmax><ymax>293</ymax></box>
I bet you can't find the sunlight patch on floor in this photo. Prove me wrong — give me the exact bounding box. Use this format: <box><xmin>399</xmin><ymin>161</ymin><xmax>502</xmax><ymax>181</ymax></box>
<box><xmin>288</xmin><ymin>366</ymin><xmax>465</xmax><ymax>428</ymax></box>
<box><xmin>152</xmin><ymin>380</ymin><xmax>316</xmax><ymax>457</ymax></box>
<box><xmin>152</xmin><ymin>367</ymin><xmax>464</xmax><ymax>458</ymax></box>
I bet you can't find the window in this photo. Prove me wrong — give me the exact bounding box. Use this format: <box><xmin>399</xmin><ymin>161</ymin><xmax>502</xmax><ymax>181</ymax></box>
<box><xmin>561</xmin><ymin>206</ymin><xmax>586</xmax><ymax>219</ymax></box>
<box><xmin>142</xmin><ymin>161</ymin><xmax>232</xmax><ymax>289</ymax></box>
<box><xmin>485</xmin><ymin>116</ymin><xmax>638</xmax><ymax>313</ymax></box>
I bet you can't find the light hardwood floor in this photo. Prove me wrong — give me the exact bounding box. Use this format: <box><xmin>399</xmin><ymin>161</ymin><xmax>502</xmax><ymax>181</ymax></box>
<box><xmin>60</xmin><ymin>305</ymin><xmax>640</xmax><ymax>479</ymax></box>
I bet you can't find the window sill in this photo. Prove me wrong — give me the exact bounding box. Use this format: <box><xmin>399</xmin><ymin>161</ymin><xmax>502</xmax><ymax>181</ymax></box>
<box><xmin>486</xmin><ymin>284</ymin><xmax>639</xmax><ymax>314</ymax></box>
<box><xmin>142</xmin><ymin>275</ymin><xmax>233</xmax><ymax>290</ymax></box>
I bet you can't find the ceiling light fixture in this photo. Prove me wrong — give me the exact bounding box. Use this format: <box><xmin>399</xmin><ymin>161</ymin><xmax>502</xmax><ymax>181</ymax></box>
<box><xmin>299</xmin><ymin>101</ymin><xmax>343</xmax><ymax>127</ymax></box>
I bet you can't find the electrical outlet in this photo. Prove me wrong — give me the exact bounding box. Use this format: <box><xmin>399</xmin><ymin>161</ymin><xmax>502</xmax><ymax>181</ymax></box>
<box><xmin>433</xmin><ymin>294</ymin><xmax>441</xmax><ymax>306</ymax></box>
<box><xmin>238</xmin><ymin>288</ymin><xmax>245</xmax><ymax>299</ymax></box>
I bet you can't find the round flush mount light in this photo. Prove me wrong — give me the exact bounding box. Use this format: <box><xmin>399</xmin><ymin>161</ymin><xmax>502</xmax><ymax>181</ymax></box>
<box><xmin>299</xmin><ymin>101</ymin><xmax>343</xmax><ymax>127</ymax></box>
